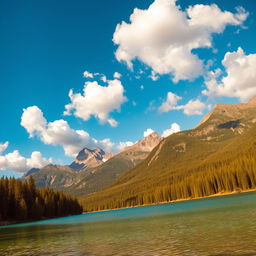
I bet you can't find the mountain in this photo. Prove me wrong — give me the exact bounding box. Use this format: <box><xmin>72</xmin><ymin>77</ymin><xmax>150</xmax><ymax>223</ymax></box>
<box><xmin>64</xmin><ymin>132</ymin><xmax>162</xmax><ymax>197</ymax></box>
<box><xmin>23</xmin><ymin>168</ymin><xmax>40</xmax><ymax>177</ymax></box>
<box><xmin>80</xmin><ymin>97</ymin><xmax>256</xmax><ymax>212</ymax></box>
<box><xmin>123</xmin><ymin>131</ymin><xmax>162</xmax><ymax>153</ymax></box>
<box><xmin>24</xmin><ymin>132</ymin><xmax>162</xmax><ymax>198</ymax></box>
<box><xmin>24</xmin><ymin>164</ymin><xmax>77</xmax><ymax>189</ymax></box>
<box><xmin>69</xmin><ymin>148</ymin><xmax>112</xmax><ymax>171</ymax></box>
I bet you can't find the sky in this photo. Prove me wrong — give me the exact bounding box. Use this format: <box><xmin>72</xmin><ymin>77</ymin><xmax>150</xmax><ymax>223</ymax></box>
<box><xmin>0</xmin><ymin>0</ymin><xmax>256</xmax><ymax>177</ymax></box>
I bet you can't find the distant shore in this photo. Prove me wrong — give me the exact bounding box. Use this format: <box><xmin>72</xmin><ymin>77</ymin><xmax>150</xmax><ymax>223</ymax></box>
<box><xmin>83</xmin><ymin>188</ymin><xmax>256</xmax><ymax>214</ymax></box>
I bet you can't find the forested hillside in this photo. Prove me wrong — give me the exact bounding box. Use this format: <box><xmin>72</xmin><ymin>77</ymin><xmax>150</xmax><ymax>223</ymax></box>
<box><xmin>80</xmin><ymin>98</ymin><xmax>256</xmax><ymax>211</ymax></box>
<box><xmin>0</xmin><ymin>176</ymin><xmax>83</xmax><ymax>223</ymax></box>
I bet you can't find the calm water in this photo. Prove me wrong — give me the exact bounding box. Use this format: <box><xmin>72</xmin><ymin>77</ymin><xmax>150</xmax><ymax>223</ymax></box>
<box><xmin>1</xmin><ymin>192</ymin><xmax>256</xmax><ymax>256</ymax></box>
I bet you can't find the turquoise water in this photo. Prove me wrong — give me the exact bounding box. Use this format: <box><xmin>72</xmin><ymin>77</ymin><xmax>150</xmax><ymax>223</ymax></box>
<box><xmin>1</xmin><ymin>192</ymin><xmax>256</xmax><ymax>256</ymax></box>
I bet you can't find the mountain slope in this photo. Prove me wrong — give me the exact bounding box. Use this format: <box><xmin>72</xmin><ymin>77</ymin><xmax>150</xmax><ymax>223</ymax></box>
<box><xmin>80</xmin><ymin>98</ymin><xmax>256</xmax><ymax>211</ymax></box>
<box><xmin>25</xmin><ymin>164</ymin><xmax>77</xmax><ymax>189</ymax></box>
<box><xmin>24</xmin><ymin>132</ymin><xmax>162</xmax><ymax>198</ymax></box>
<box><xmin>64</xmin><ymin>132</ymin><xmax>162</xmax><ymax>197</ymax></box>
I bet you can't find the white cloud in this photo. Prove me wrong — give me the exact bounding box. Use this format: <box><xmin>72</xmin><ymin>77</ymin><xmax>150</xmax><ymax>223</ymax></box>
<box><xmin>107</xmin><ymin>118</ymin><xmax>118</xmax><ymax>127</ymax></box>
<box><xmin>158</xmin><ymin>92</ymin><xmax>182</xmax><ymax>112</ymax></box>
<box><xmin>143</xmin><ymin>128</ymin><xmax>155</xmax><ymax>137</ymax></box>
<box><xmin>140</xmin><ymin>85</ymin><xmax>144</xmax><ymax>90</ymax></box>
<box><xmin>101</xmin><ymin>75</ymin><xmax>107</xmax><ymax>83</ymax></box>
<box><xmin>0</xmin><ymin>142</ymin><xmax>9</xmax><ymax>154</ymax></box>
<box><xmin>113</xmin><ymin>0</ymin><xmax>248</xmax><ymax>82</ymax></box>
<box><xmin>0</xmin><ymin>148</ymin><xmax>52</xmax><ymax>173</ymax></box>
<box><xmin>113</xmin><ymin>72</ymin><xmax>122</xmax><ymax>79</ymax></box>
<box><xmin>83</xmin><ymin>71</ymin><xmax>94</xmax><ymax>78</ymax></box>
<box><xmin>64</xmin><ymin>79</ymin><xmax>127</xmax><ymax>127</ymax></box>
<box><xmin>182</xmin><ymin>99</ymin><xmax>206</xmax><ymax>115</ymax></box>
<box><xmin>162</xmin><ymin>123</ymin><xmax>180</xmax><ymax>138</ymax></box>
<box><xmin>203</xmin><ymin>47</ymin><xmax>256</xmax><ymax>102</ymax></box>
<box><xmin>21</xmin><ymin>106</ymin><xmax>133</xmax><ymax>157</ymax></box>
<box><xmin>158</xmin><ymin>92</ymin><xmax>206</xmax><ymax>115</ymax></box>
<box><xmin>149</xmin><ymin>71</ymin><xmax>159</xmax><ymax>81</ymax></box>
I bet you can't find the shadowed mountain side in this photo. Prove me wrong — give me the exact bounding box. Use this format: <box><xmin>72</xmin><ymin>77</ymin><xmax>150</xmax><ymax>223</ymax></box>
<box><xmin>80</xmin><ymin>97</ymin><xmax>256</xmax><ymax>211</ymax></box>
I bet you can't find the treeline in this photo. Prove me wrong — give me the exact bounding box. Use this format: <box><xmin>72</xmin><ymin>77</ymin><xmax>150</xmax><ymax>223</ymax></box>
<box><xmin>0</xmin><ymin>176</ymin><xmax>83</xmax><ymax>222</ymax></box>
<box><xmin>82</xmin><ymin>150</ymin><xmax>256</xmax><ymax>212</ymax></box>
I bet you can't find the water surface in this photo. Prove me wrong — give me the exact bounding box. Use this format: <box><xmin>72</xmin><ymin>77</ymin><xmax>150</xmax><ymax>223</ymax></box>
<box><xmin>1</xmin><ymin>192</ymin><xmax>256</xmax><ymax>256</ymax></box>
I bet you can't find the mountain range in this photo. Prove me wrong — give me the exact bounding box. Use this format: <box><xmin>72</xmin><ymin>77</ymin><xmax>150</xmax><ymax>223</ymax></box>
<box><xmin>80</xmin><ymin>96</ymin><xmax>256</xmax><ymax>211</ymax></box>
<box><xmin>24</xmin><ymin>97</ymin><xmax>256</xmax><ymax>212</ymax></box>
<box><xmin>23</xmin><ymin>131</ymin><xmax>162</xmax><ymax>197</ymax></box>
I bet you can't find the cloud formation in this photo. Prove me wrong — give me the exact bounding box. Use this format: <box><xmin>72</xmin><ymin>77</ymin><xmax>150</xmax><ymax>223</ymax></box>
<box><xmin>158</xmin><ymin>92</ymin><xmax>206</xmax><ymax>115</ymax></box>
<box><xmin>162</xmin><ymin>123</ymin><xmax>181</xmax><ymax>138</ymax></box>
<box><xmin>143</xmin><ymin>123</ymin><xmax>181</xmax><ymax>138</ymax></box>
<box><xmin>203</xmin><ymin>47</ymin><xmax>256</xmax><ymax>102</ymax></box>
<box><xmin>64</xmin><ymin>79</ymin><xmax>127</xmax><ymax>127</ymax></box>
<box><xmin>21</xmin><ymin>106</ymin><xmax>133</xmax><ymax>157</ymax></box>
<box><xmin>0</xmin><ymin>143</ymin><xmax>52</xmax><ymax>173</ymax></box>
<box><xmin>83</xmin><ymin>70</ymin><xmax>94</xmax><ymax>78</ymax></box>
<box><xmin>113</xmin><ymin>0</ymin><xmax>248</xmax><ymax>82</ymax></box>
<box><xmin>113</xmin><ymin>72</ymin><xmax>122</xmax><ymax>79</ymax></box>
<box><xmin>143</xmin><ymin>128</ymin><xmax>155</xmax><ymax>137</ymax></box>
<box><xmin>0</xmin><ymin>142</ymin><xmax>9</xmax><ymax>154</ymax></box>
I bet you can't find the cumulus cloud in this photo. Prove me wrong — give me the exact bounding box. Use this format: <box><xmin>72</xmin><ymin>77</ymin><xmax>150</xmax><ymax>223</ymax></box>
<box><xmin>21</xmin><ymin>106</ymin><xmax>133</xmax><ymax>157</ymax></box>
<box><xmin>0</xmin><ymin>142</ymin><xmax>9</xmax><ymax>154</ymax></box>
<box><xmin>143</xmin><ymin>128</ymin><xmax>155</xmax><ymax>137</ymax></box>
<box><xmin>158</xmin><ymin>92</ymin><xmax>206</xmax><ymax>115</ymax></box>
<box><xmin>113</xmin><ymin>72</ymin><xmax>122</xmax><ymax>79</ymax></box>
<box><xmin>101</xmin><ymin>75</ymin><xmax>107</xmax><ymax>83</ymax></box>
<box><xmin>0</xmin><ymin>144</ymin><xmax>52</xmax><ymax>173</ymax></box>
<box><xmin>181</xmin><ymin>99</ymin><xmax>207</xmax><ymax>115</ymax></box>
<box><xmin>113</xmin><ymin>0</ymin><xmax>248</xmax><ymax>82</ymax></box>
<box><xmin>143</xmin><ymin>123</ymin><xmax>181</xmax><ymax>138</ymax></box>
<box><xmin>149</xmin><ymin>71</ymin><xmax>159</xmax><ymax>81</ymax></box>
<box><xmin>162</xmin><ymin>123</ymin><xmax>180</xmax><ymax>138</ymax></box>
<box><xmin>83</xmin><ymin>71</ymin><xmax>94</xmax><ymax>78</ymax></box>
<box><xmin>158</xmin><ymin>92</ymin><xmax>182</xmax><ymax>112</ymax></box>
<box><xmin>203</xmin><ymin>47</ymin><xmax>256</xmax><ymax>102</ymax></box>
<box><xmin>64</xmin><ymin>79</ymin><xmax>127</xmax><ymax>127</ymax></box>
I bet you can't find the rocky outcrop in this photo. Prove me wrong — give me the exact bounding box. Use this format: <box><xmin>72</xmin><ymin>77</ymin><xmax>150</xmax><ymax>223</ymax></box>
<box><xmin>70</xmin><ymin>148</ymin><xmax>112</xmax><ymax>171</ymax></box>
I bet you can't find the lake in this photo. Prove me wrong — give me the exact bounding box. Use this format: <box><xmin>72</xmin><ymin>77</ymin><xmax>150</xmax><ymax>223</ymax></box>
<box><xmin>1</xmin><ymin>192</ymin><xmax>256</xmax><ymax>256</ymax></box>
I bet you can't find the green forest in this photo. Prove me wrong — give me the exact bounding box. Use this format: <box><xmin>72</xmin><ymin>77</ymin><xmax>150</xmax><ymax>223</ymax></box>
<box><xmin>81</xmin><ymin>123</ymin><xmax>256</xmax><ymax>212</ymax></box>
<box><xmin>0</xmin><ymin>176</ymin><xmax>83</xmax><ymax>223</ymax></box>
<box><xmin>82</xmin><ymin>150</ymin><xmax>256</xmax><ymax>212</ymax></box>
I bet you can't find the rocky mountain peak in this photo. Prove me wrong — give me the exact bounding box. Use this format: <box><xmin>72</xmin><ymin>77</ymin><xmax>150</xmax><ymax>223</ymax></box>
<box><xmin>70</xmin><ymin>147</ymin><xmax>112</xmax><ymax>171</ymax></box>
<box><xmin>76</xmin><ymin>148</ymin><xmax>104</xmax><ymax>161</ymax></box>
<box><xmin>248</xmin><ymin>96</ymin><xmax>256</xmax><ymax>105</ymax></box>
<box><xmin>123</xmin><ymin>132</ymin><xmax>162</xmax><ymax>153</ymax></box>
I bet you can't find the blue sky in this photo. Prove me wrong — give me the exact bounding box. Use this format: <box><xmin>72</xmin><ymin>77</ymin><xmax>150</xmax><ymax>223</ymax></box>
<box><xmin>0</xmin><ymin>0</ymin><xmax>256</xmax><ymax>177</ymax></box>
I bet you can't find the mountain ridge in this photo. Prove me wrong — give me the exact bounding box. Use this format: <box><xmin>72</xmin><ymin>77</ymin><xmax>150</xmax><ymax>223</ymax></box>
<box><xmin>24</xmin><ymin>131</ymin><xmax>163</xmax><ymax>198</ymax></box>
<box><xmin>80</xmin><ymin>97</ymin><xmax>256</xmax><ymax>211</ymax></box>
<box><xmin>69</xmin><ymin>147</ymin><xmax>112</xmax><ymax>171</ymax></box>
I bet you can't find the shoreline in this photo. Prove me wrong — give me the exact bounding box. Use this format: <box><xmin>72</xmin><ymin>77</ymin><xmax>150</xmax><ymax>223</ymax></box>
<box><xmin>0</xmin><ymin>214</ymin><xmax>82</xmax><ymax>227</ymax></box>
<box><xmin>2</xmin><ymin>189</ymin><xmax>255</xmax><ymax>226</ymax></box>
<box><xmin>83</xmin><ymin>188</ymin><xmax>256</xmax><ymax>214</ymax></box>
